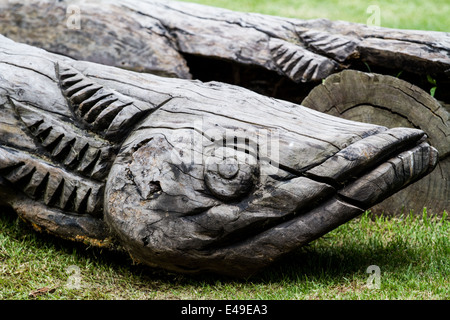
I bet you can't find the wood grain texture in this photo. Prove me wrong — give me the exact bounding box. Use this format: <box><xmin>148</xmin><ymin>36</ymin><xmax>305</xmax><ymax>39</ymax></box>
<box><xmin>0</xmin><ymin>35</ymin><xmax>439</xmax><ymax>275</ymax></box>
<box><xmin>302</xmin><ymin>70</ymin><xmax>449</xmax><ymax>215</ymax></box>
<box><xmin>1</xmin><ymin>0</ymin><xmax>448</xmax><ymax>84</ymax></box>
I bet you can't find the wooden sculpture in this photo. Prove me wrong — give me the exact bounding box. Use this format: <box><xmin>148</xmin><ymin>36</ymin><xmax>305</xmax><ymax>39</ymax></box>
<box><xmin>0</xmin><ymin>35</ymin><xmax>438</xmax><ymax>275</ymax></box>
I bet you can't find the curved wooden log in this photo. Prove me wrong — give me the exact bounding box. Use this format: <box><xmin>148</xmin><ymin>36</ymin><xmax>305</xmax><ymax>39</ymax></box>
<box><xmin>0</xmin><ymin>35</ymin><xmax>439</xmax><ymax>275</ymax></box>
<box><xmin>1</xmin><ymin>1</ymin><xmax>448</xmax><ymax>215</ymax></box>
<box><xmin>302</xmin><ymin>70</ymin><xmax>450</xmax><ymax>215</ymax></box>
<box><xmin>1</xmin><ymin>0</ymin><xmax>449</xmax><ymax>86</ymax></box>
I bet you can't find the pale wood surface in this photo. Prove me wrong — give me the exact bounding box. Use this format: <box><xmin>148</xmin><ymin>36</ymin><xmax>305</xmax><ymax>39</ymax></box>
<box><xmin>1</xmin><ymin>0</ymin><xmax>449</xmax><ymax>84</ymax></box>
<box><xmin>0</xmin><ymin>35</ymin><xmax>439</xmax><ymax>274</ymax></box>
<box><xmin>302</xmin><ymin>70</ymin><xmax>449</xmax><ymax>215</ymax></box>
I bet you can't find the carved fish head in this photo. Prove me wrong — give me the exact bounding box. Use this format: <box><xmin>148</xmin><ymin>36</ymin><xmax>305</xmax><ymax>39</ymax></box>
<box><xmin>0</xmin><ymin>35</ymin><xmax>438</xmax><ymax>276</ymax></box>
<box><xmin>105</xmin><ymin>89</ymin><xmax>438</xmax><ymax>276</ymax></box>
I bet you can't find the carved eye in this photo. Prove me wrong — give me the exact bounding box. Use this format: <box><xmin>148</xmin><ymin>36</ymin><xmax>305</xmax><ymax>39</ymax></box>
<box><xmin>204</xmin><ymin>147</ymin><xmax>259</xmax><ymax>201</ymax></box>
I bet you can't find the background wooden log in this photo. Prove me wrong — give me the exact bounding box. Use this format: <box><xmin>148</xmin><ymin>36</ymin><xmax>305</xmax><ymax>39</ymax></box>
<box><xmin>302</xmin><ymin>70</ymin><xmax>450</xmax><ymax>215</ymax></box>
<box><xmin>1</xmin><ymin>1</ymin><xmax>448</xmax><ymax>132</ymax></box>
<box><xmin>0</xmin><ymin>0</ymin><xmax>448</xmax><ymax>215</ymax></box>
<box><xmin>0</xmin><ymin>0</ymin><xmax>449</xmax><ymax>99</ymax></box>
<box><xmin>0</xmin><ymin>35</ymin><xmax>439</xmax><ymax>274</ymax></box>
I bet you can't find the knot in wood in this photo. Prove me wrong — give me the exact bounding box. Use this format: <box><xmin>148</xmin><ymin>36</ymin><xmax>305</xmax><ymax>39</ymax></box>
<box><xmin>204</xmin><ymin>148</ymin><xmax>259</xmax><ymax>201</ymax></box>
<box><xmin>217</xmin><ymin>158</ymin><xmax>239</xmax><ymax>179</ymax></box>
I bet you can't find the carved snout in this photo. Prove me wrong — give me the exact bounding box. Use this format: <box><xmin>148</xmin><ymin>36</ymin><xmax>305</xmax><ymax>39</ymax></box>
<box><xmin>0</xmin><ymin>34</ymin><xmax>439</xmax><ymax>277</ymax></box>
<box><xmin>105</xmin><ymin>96</ymin><xmax>438</xmax><ymax>276</ymax></box>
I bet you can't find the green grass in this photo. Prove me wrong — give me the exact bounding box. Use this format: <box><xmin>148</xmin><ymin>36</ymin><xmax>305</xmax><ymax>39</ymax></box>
<box><xmin>180</xmin><ymin>0</ymin><xmax>450</xmax><ymax>32</ymax></box>
<box><xmin>1</xmin><ymin>209</ymin><xmax>448</xmax><ymax>300</ymax></box>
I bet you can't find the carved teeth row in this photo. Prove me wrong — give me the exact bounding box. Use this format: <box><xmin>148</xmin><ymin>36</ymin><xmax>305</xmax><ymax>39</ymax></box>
<box><xmin>13</xmin><ymin>99</ymin><xmax>114</xmax><ymax>181</ymax></box>
<box><xmin>57</xmin><ymin>64</ymin><xmax>150</xmax><ymax>141</ymax></box>
<box><xmin>296</xmin><ymin>29</ymin><xmax>358</xmax><ymax>63</ymax></box>
<box><xmin>0</xmin><ymin>146</ymin><xmax>104</xmax><ymax>215</ymax></box>
<box><xmin>269</xmin><ymin>38</ymin><xmax>338</xmax><ymax>82</ymax></box>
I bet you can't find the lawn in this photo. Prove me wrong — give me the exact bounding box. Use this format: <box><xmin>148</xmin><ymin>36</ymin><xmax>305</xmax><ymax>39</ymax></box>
<box><xmin>1</xmin><ymin>0</ymin><xmax>449</xmax><ymax>301</ymax></box>
<box><xmin>1</xmin><ymin>209</ymin><xmax>448</xmax><ymax>300</ymax></box>
<box><xmin>181</xmin><ymin>0</ymin><xmax>450</xmax><ymax>32</ymax></box>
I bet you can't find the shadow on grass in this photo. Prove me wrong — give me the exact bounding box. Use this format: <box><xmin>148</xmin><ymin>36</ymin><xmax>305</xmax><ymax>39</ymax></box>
<box><xmin>0</xmin><ymin>206</ymin><xmax>429</xmax><ymax>289</ymax></box>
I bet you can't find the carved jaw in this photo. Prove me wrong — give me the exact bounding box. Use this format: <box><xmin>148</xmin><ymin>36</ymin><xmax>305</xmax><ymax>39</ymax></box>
<box><xmin>105</xmin><ymin>97</ymin><xmax>438</xmax><ymax>276</ymax></box>
<box><xmin>0</xmin><ymin>34</ymin><xmax>439</xmax><ymax>277</ymax></box>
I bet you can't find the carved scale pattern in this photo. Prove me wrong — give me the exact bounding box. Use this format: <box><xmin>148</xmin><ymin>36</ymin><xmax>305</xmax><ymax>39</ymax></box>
<box><xmin>57</xmin><ymin>64</ymin><xmax>151</xmax><ymax>141</ymax></box>
<box><xmin>13</xmin><ymin>100</ymin><xmax>114</xmax><ymax>181</ymax></box>
<box><xmin>269</xmin><ymin>38</ymin><xmax>338</xmax><ymax>82</ymax></box>
<box><xmin>1</xmin><ymin>65</ymin><xmax>155</xmax><ymax>216</ymax></box>
<box><xmin>296</xmin><ymin>29</ymin><xmax>358</xmax><ymax>63</ymax></box>
<box><xmin>0</xmin><ymin>147</ymin><xmax>103</xmax><ymax>215</ymax></box>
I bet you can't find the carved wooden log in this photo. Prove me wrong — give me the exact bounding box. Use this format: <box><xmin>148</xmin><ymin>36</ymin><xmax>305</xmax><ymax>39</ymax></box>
<box><xmin>1</xmin><ymin>0</ymin><xmax>449</xmax><ymax>85</ymax></box>
<box><xmin>0</xmin><ymin>35</ymin><xmax>439</xmax><ymax>275</ymax></box>
<box><xmin>1</xmin><ymin>0</ymin><xmax>449</xmax><ymax>216</ymax></box>
<box><xmin>302</xmin><ymin>70</ymin><xmax>450</xmax><ymax>215</ymax></box>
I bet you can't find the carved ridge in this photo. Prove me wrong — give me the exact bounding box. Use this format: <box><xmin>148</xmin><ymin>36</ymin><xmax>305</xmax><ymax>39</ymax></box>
<box><xmin>56</xmin><ymin>63</ymin><xmax>151</xmax><ymax>141</ymax></box>
<box><xmin>269</xmin><ymin>38</ymin><xmax>338</xmax><ymax>82</ymax></box>
<box><xmin>0</xmin><ymin>146</ymin><xmax>104</xmax><ymax>215</ymax></box>
<box><xmin>12</xmin><ymin>99</ymin><xmax>114</xmax><ymax>181</ymax></box>
<box><xmin>296</xmin><ymin>29</ymin><xmax>359</xmax><ymax>62</ymax></box>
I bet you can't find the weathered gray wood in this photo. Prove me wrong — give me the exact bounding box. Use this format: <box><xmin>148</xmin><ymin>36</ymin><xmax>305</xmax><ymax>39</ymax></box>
<box><xmin>1</xmin><ymin>0</ymin><xmax>447</xmax><ymax>216</ymax></box>
<box><xmin>0</xmin><ymin>146</ymin><xmax>108</xmax><ymax>242</ymax></box>
<box><xmin>1</xmin><ymin>0</ymin><xmax>449</xmax><ymax>84</ymax></box>
<box><xmin>302</xmin><ymin>70</ymin><xmax>450</xmax><ymax>215</ymax></box>
<box><xmin>0</xmin><ymin>35</ymin><xmax>439</xmax><ymax>275</ymax></box>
